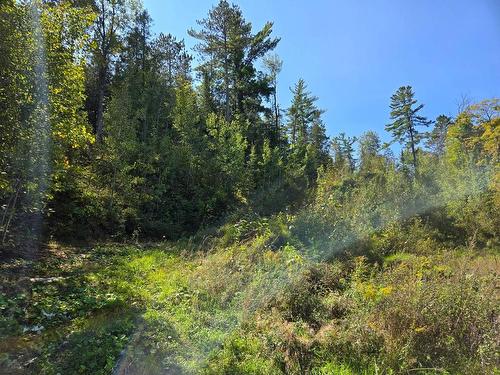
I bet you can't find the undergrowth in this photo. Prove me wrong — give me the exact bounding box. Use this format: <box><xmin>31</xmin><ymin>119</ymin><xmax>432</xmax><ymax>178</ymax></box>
<box><xmin>1</xmin><ymin>214</ymin><xmax>498</xmax><ymax>374</ymax></box>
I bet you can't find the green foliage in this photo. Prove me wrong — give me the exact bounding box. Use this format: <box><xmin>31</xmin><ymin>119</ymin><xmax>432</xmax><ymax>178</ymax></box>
<box><xmin>386</xmin><ymin>85</ymin><xmax>432</xmax><ymax>172</ymax></box>
<box><xmin>331</xmin><ymin>133</ymin><xmax>357</xmax><ymax>174</ymax></box>
<box><xmin>1</xmin><ymin>1</ymin><xmax>499</xmax><ymax>374</ymax></box>
<box><xmin>0</xmin><ymin>0</ymin><xmax>95</xmax><ymax>248</ymax></box>
<box><xmin>204</xmin><ymin>334</ymin><xmax>280</xmax><ymax>375</ymax></box>
<box><xmin>287</xmin><ymin>79</ymin><xmax>323</xmax><ymax>146</ymax></box>
<box><xmin>282</xmin><ymin>78</ymin><xmax>331</xmax><ymax>189</ymax></box>
<box><xmin>0</xmin><ymin>0</ymin><xmax>333</xmax><ymax>244</ymax></box>
<box><xmin>1</xmin><ymin>212</ymin><xmax>498</xmax><ymax>374</ymax></box>
<box><xmin>188</xmin><ymin>0</ymin><xmax>279</xmax><ymax>126</ymax></box>
<box><xmin>426</xmin><ymin>114</ymin><xmax>452</xmax><ymax>156</ymax></box>
<box><xmin>358</xmin><ymin>131</ymin><xmax>384</xmax><ymax>174</ymax></box>
<box><xmin>439</xmin><ymin>100</ymin><xmax>500</xmax><ymax>248</ymax></box>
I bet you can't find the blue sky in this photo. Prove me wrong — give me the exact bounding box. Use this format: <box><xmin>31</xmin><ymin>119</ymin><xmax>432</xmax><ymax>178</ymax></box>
<box><xmin>143</xmin><ymin>0</ymin><xmax>499</xmax><ymax>142</ymax></box>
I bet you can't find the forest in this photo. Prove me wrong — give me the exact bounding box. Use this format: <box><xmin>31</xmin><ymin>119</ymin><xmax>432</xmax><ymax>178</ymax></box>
<box><xmin>0</xmin><ymin>0</ymin><xmax>499</xmax><ymax>374</ymax></box>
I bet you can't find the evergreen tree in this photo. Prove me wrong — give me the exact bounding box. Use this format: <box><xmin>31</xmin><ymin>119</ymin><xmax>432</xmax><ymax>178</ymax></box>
<box><xmin>358</xmin><ymin>131</ymin><xmax>382</xmax><ymax>172</ymax></box>
<box><xmin>152</xmin><ymin>33</ymin><xmax>191</xmax><ymax>86</ymax></box>
<box><xmin>331</xmin><ymin>133</ymin><xmax>356</xmax><ymax>173</ymax></box>
<box><xmin>426</xmin><ymin>115</ymin><xmax>452</xmax><ymax>156</ymax></box>
<box><xmin>263</xmin><ymin>53</ymin><xmax>283</xmax><ymax>147</ymax></box>
<box><xmin>206</xmin><ymin>114</ymin><xmax>248</xmax><ymax>204</ymax></box>
<box><xmin>286</xmin><ymin>79</ymin><xmax>329</xmax><ymax>184</ymax></box>
<box><xmin>188</xmin><ymin>0</ymin><xmax>279</xmax><ymax>128</ymax></box>
<box><xmin>287</xmin><ymin>79</ymin><xmax>324</xmax><ymax>146</ymax></box>
<box><xmin>386</xmin><ymin>86</ymin><xmax>432</xmax><ymax>173</ymax></box>
<box><xmin>310</xmin><ymin>120</ymin><xmax>329</xmax><ymax>157</ymax></box>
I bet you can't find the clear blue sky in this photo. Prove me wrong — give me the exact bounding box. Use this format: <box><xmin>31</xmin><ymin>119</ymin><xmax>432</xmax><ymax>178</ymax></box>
<box><xmin>143</xmin><ymin>0</ymin><xmax>499</xmax><ymax>142</ymax></box>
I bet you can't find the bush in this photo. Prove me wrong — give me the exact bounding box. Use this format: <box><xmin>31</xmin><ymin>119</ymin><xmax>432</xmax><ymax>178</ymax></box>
<box><xmin>343</xmin><ymin>253</ymin><xmax>499</xmax><ymax>373</ymax></box>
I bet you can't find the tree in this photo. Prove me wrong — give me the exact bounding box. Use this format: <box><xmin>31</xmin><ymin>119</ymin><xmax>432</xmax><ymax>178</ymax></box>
<box><xmin>188</xmin><ymin>0</ymin><xmax>279</xmax><ymax>126</ymax></box>
<box><xmin>88</xmin><ymin>0</ymin><xmax>129</xmax><ymax>142</ymax></box>
<box><xmin>358</xmin><ymin>130</ymin><xmax>381</xmax><ymax>172</ymax></box>
<box><xmin>426</xmin><ymin>115</ymin><xmax>452</xmax><ymax>156</ymax></box>
<box><xmin>286</xmin><ymin>79</ymin><xmax>329</xmax><ymax>185</ymax></box>
<box><xmin>287</xmin><ymin>79</ymin><xmax>324</xmax><ymax>146</ymax></box>
<box><xmin>305</xmin><ymin>120</ymin><xmax>330</xmax><ymax>182</ymax></box>
<box><xmin>206</xmin><ymin>114</ymin><xmax>248</xmax><ymax>204</ymax></box>
<box><xmin>119</xmin><ymin>8</ymin><xmax>154</xmax><ymax>143</ymax></box>
<box><xmin>331</xmin><ymin>133</ymin><xmax>356</xmax><ymax>173</ymax></box>
<box><xmin>310</xmin><ymin>120</ymin><xmax>329</xmax><ymax>157</ymax></box>
<box><xmin>441</xmin><ymin>99</ymin><xmax>499</xmax><ymax>247</ymax></box>
<box><xmin>152</xmin><ymin>33</ymin><xmax>191</xmax><ymax>86</ymax></box>
<box><xmin>445</xmin><ymin>99</ymin><xmax>499</xmax><ymax>167</ymax></box>
<box><xmin>263</xmin><ymin>53</ymin><xmax>283</xmax><ymax>147</ymax></box>
<box><xmin>386</xmin><ymin>86</ymin><xmax>432</xmax><ymax>173</ymax></box>
<box><xmin>172</xmin><ymin>78</ymin><xmax>203</xmax><ymax>147</ymax></box>
<box><xmin>0</xmin><ymin>0</ymin><xmax>33</xmax><ymax>247</ymax></box>
<box><xmin>1</xmin><ymin>0</ymin><xmax>96</xmax><ymax>245</ymax></box>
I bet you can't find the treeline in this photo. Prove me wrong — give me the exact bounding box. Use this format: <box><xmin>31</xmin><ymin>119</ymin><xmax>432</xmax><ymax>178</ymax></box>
<box><xmin>0</xmin><ymin>0</ymin><xmax>498</xmax><ymax>249</ymax></box>
<box><xmin>297</xmin><ymin>97</ymin><xmax>499</xmax><ymax>260</ymax></box>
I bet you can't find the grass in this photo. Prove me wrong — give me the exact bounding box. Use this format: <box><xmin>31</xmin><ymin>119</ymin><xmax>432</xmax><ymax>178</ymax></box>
<box><xmin>0</xmin><ymin>236</ymin><xmax>297</xmax><ymax>374</ymax></box>
<box><xmin>0</xmin><ymin>243</ymin><xmax>144</xmax><ymax>374</ymax></box>
<box><xmin>1</xmin><ymin>225</ymin><xmax>498</xmax><ymax>374</ymax></box>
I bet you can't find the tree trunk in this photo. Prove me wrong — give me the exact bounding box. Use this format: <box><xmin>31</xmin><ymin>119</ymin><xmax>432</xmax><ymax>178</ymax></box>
<box><xmin>2</xmin><ymin>182</ymin><xmax>20</xmax><ymax>245</ymax></box>
<box><xmin>408</xmin><ymin>120</ymin><xmax>417</xmax><ymax>174</ymax></box>
<box><xmin>224</xmin><ymin>66</ymin><xmax>230</xmax><ymax>122</ymax></box>
<box><xmin>95</xmin><ymin>64</ymin><xmax>107</xmax><ymax>143</ymax></box>
<box><xmin>223</xmin><ymin>29</ymin><xmax>231</xmax><ymax>122</ymax></box>
<box><xmin>273</xmin><ymin>83</ymin><xmax>279</xmax><ymax>144</ymax></box>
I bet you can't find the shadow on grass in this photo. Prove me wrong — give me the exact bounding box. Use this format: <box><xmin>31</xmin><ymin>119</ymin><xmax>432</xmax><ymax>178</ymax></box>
<box><xmin>1</xmin><ymin>243</ymin><xmax>189</xmax><ymax>375</ymax></box>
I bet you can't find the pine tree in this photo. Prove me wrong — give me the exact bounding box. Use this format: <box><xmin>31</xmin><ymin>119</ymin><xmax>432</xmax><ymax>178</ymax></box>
<box><xmin>359</xmin><ymin>131</ymin><xmax>381</xmax><ymax>172</ymax></box>
<box><xmin>287</xmin><ymin>79</ymin><xmax>324</xmax><ymax>146</ymax></box>
<box><xmin>331</xmin><ymin>133</ymin><xmax>356</xmax><ymax>173</ymax></box>
<box><xmin>386</xmin><ymin>86</ymin><xmax>432</xmax><ymax>173</ymax></box>
<box><xmin>426</xmin><ymin>115</ymin><xmax>452</xmax><ymax>156</ymax></box>
<box><xmin>152</xmin><ymin>33</ymin><xmax>191</xmax><ymax>86</ymax></box>
<box><xmin>263</xmin><ymin>53</ymin><xmax>283</xmax><ymax>147</ymax></box>
<box><xmin>188</xmin><ymin>0</ymin><xmax>279</xmax><ymax>125</ymax></box>
<box><xmin>286</xmin><ymin>79</ymin><xmax>329</xmax><ymax>184</ymax></box>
